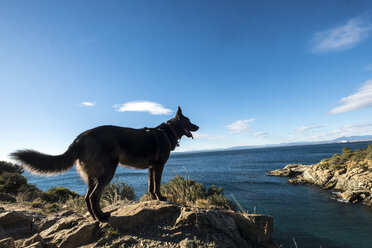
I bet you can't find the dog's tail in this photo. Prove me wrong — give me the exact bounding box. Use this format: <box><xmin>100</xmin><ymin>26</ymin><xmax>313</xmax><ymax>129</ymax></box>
<box><xmin>10</xmin><ymin>141</ymin><xmax>81</xmax><ymax>175</ymax></box>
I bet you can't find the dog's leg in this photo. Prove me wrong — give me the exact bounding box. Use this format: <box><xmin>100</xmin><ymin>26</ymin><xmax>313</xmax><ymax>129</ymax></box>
<box><xmin>153</xmin><ymin>164</ymin><xmax>167</xmax><ymax>201</ymax></box>
<box><xmin>85</xmin><ymin>177</ymin><xmax>97</xmax><ymax>220</ymax></box>
<box><xmin>89</xmin><ymin>179</ymin><xmax>111</xmax><ymax>222</ymax></box>
<box><xmin>148</xmin><ymin>167</ymin><xmax>156</xmax><ymax>200</ymax></box>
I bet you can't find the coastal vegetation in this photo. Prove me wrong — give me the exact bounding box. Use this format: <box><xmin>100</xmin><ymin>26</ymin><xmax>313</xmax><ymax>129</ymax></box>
<box><xmin>319</xmin><ymin>145</ymin><xmax>372</xmax><ymax>170</ymax></box>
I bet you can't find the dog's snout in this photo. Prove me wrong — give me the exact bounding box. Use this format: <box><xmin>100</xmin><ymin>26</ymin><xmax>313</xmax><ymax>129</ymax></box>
<box><xmin>192</xmin><ymin>124</ymin><xmax>199</xmax><ymax>131</ymax></box>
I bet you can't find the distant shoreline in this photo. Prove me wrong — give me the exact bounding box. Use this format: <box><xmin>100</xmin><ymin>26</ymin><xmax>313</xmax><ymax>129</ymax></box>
<box><xmin>173</xmin><ymin>139</ymin><xmax>372</xmax><ymax>155</ymax></box>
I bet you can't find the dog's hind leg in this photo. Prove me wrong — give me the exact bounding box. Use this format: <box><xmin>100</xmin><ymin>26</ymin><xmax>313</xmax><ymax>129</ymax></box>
<box><xmin>153</xmin><ymin>164</ymin><xmax>167</xmax><ymax>201</ymax></box>
<box><xmin>89</xmin><ymin>178</ymin><xmax>111</xmax><ymax>222</ymax></box>
<box><xmin>85</xmin><ymin>177</ymin><xmax>97</xmax><ymax>220</ymax></box>
<box><xmin>89</xmin><ymin>161</ymin><xmax>117</xmax><ymax>222</ymax></box>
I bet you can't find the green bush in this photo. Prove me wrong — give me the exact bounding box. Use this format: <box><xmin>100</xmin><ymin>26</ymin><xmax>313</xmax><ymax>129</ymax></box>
<box><xmin>0</xmin><ymin>172</ymin><xmax>27</xmax><ymax>194</ymax></box>
<box><xmin>320</xmin><ymin>145</ymin><xmax>372</xmax><ymax>170</ymax></box>
<box><xmin>46</xmin><ymin>203</ymin><xmax>60</xmax><ymax>213</ymax></box>
<box><xmin>325</xmin><ymin>153</ymin><xmax>346</xmax><ymax>170</ymax></box>
<box><xmin>350</xmin><ymin>149</ymin><xmax>367</xmax><ymax>163</ymax></box>
<box><xmin>367</xmin><ymin>144</ymin><xmax>372</xmax><ymax>160</ymax></box>
<box><xmin>342</xmin><ymin>147</ymin><xmax>353</xmax><ymax>160</ymax></box>
<box><xmin>31</xmin><ymin>197</ymin><xmax>44</xmax><ymax>208</ymax></box>
<box><xmin>159</xmin><ymin>176</ymin><xmax>236</xmax><ymax>210</ymax></box>
<box><xmin>42</xmin><ymin>187</ymin><xmax>80</xmax><ymax>203</ymax></box>
<box><xmin>0</xmin><ymin>161</ymin><xmax>23</xmax><ymax>174</ymax></box>
<box><xmin>161</xmin><ymin>176</ymin><xmax>206</xmax><ymax>204</ymax></box>
<box><xmin>102</xmin><ymin>177</ymin><xmax>135</xmax><ymax>206</ymax></box>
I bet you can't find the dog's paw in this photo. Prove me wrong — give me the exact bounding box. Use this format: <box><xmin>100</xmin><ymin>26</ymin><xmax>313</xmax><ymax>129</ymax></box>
<box><xmin>156</xmin><ymin>195</ymin><xmax>168</xmax><ymax>201</ymax></box>
<box><xmin>149</xmin><ymin>193</ymin><xmax>157</xmax><ymax>200</ymax></box>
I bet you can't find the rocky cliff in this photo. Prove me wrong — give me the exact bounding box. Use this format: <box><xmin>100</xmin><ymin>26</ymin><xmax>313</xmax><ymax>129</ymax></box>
<box><xmin>0</xmin><ymin>200</ymin><xmax>275</xmax><ymax>248</ymax></box>
<box><xmin>268</xmin><ymin>146</ymin><xmax>372</xmax><ymax>206</ymax></box>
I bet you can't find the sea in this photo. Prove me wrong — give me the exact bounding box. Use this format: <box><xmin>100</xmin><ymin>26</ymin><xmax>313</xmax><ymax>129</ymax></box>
<box><xmin>25</xmin><ymin>141</ymin><xmax>372</xmax><ymax>248</ymax></box>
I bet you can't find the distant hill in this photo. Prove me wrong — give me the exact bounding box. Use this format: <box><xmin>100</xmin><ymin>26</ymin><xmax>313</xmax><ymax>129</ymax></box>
<box><xmin>227</xmin><ymin>135</ymin><xmax>372</xmax><ymax>151</ymax></box>
<box><xmin>176</xmin><ymin>135</ymin><xmax>372</xmax><ymax>154</ymax></box>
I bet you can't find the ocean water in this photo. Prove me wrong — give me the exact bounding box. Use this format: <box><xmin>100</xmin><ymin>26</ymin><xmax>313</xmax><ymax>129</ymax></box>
<box><xmin>25</xmin><ymin>141</ymin><xmax>372</xmax><ymax>248</ymax></box>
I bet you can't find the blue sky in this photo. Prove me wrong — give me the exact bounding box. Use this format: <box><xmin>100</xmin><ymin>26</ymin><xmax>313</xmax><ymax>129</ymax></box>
<box><xmin>1</xmin><ymin>1</ymin><xmax>372</xmax><ymax>160</ymax></box>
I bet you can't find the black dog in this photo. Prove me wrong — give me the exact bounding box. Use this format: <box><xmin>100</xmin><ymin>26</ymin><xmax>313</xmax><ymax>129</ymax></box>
<box><xmin>11</xmin><ymin>107</ymin><xmax>198</xmax><ymax>221</ymax></box>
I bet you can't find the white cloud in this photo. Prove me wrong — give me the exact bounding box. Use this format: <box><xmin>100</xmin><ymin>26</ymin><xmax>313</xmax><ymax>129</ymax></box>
<box><xmin>79</xmin><ymin>101</ymin><xmax>96</xmax><ymax>107</ymax></box>
<box><xmin>294</xmin><ymin>124</ymin><xmax>322</xmax><ymax>133</ymax></box>
<box><xmin>329</xmin><ymin>122</ymin><xmax>372</xmax><ymax>137</ymax></box>
<box><xmin>114</xmin><ymin>101</ymin><xmax>172</xmax><ymax>115</ymax></box>
<box><xmin>311</xmin><ymin>17</ymin><xmax>372</xmax><ymax>53</ymax></box>
<box><xmin>329</xmin><ymin>80</ymin><xmax>372</xmax><ymax>114</ymax></box>
<box><xmin>253</xmin><ymin>131</ymin><xmax>268</xmax><ymax>137</ymax></box>
<box><xmin>225</xmin><ymin>119</ymin><xmax>255</xmax><ymax>134</ymax></box>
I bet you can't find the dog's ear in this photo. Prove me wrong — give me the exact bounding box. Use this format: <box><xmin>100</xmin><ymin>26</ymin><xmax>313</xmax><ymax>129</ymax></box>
<box><xmin>176</xmin><ymin>106</ymin><xmax>182</xmax><ymax>116</ymax></box>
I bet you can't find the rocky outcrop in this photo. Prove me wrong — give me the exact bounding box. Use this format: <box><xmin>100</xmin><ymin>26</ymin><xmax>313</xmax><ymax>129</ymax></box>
<box><xmin>0</xmin><ymin>200</ymin><xmax>275</xmax><ymax>248</ymax></box>
<box><xmin>268</xmin><ymin>163</ymin><xmax>372</xmax><ymax>206</ymax></box>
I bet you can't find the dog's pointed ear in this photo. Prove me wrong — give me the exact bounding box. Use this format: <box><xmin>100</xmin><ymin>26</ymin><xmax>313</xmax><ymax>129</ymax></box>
<box><xmin>176</xmin><ymin>106</ymin><xmax>182</xmax><ymax>116</ymax></box>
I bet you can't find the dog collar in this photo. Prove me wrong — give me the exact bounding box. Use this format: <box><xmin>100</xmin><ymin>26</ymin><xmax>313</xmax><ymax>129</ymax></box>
<box><xmin>167</xmin><ymin>122</ymin><xmax>181</xmax><ymax>141</ymax></box>
<box><xmin>167</xmin><ymin>122</ymin><xmax>180</xmax><ymax>140</ymax></box>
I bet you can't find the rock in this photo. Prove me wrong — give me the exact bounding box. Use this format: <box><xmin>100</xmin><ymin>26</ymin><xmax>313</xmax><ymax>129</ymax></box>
<box><xmin>40</xmin><ymin>215</ymin><xmax>84</xmax><ymax>239</ymax></box>
<box><xmin>21</xmin><ymin>233</ymin><xmax>45</xmax><ymax>247</ymax></box>
<box><xmin>0</xmin><ymin>237</ymin><xmax>15</xmax><ymax>248</ymax></box>
<box><xmin>107</xmin><ymin>201</ymin><xmax>180</xmax><ymax>232</ymax></box>
<box><xmin>23</xmin><ymin>241</ymin><xmax>43</xmax><ymax>248</ymax></box>
<box><xmin>174</xmin><ymin>206</ymin><xmax>275</xmax><ymax>248</ymax></box>
<box><xmin>301</xmin><ymin>167</ymin><xmax>333</xmax><ymax>186</ymax></box>
<box><xmin>0</xmin><ymin>211</ymin><xmax>34</xmax><ymax>240</ymax></box>
<box><xmin>339</xmin><ymin>191</ymin><xmax>370</xmax><ymax>203</ymax></box>
<box><xmin>38</xmin><ymin>216</ymin><xmax>60</xmax><ymax>232</ymax></box>
<box><xmin>269</xmin><ymin>160</ymin><xmax>372</xmax><ymax>207</ymax></box>
<box><xmin>231</xmin><ymin>213</ymin><xmax>274</xmax><ymax>247</ymax></box>
<box><xmin>0</xmin><ymin>200</ymin><xmax>276</xmax><ymax>248</ymax></box>
<box><xmin>0</xmin><ymin>211</ymin><xmax>32</xmax><ymax>228</ymax></box>
<box><xmin>0</xmin><ymin>193</ymin><xmax>16</xmax><ymax>203</ymax></box>
<box><xmin>268</xmin><ymin>164</ymin><xmax>307</xmax><ymax>177</ymax></box>
<box><xmin>56</xmin><ymin>221</ymin><xmax>101</xmax><ymax>248</ymax></box>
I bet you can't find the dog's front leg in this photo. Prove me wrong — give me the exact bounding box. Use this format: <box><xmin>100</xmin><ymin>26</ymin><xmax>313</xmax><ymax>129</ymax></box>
<box><xmin>148</xmin><ymin>167</ymin><xmax>156</xmax><ymax>200</ymax></box>
<box><xmin>153</xmin><ymin>163</ymin><xmax>167</xmax><ymax>201</ymax></box>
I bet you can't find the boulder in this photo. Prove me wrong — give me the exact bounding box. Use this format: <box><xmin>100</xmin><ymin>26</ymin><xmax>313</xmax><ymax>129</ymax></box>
<box><xmin>56</xmin><ymin>221</ymin><xmax>101</xmax><ymax>248</ymax></box>
<box><xmin>107</xmin><ymin>201</ymin><xmax>180</xmax><ymax>232</ymax></box>
<box><xmin>268</xmin><ymin>164</ymin><xmax>308</xmax><ymax>177</ymax></box>
<box><xmin>174</xmin><ymin>206</ymin><xmax>275</xmax><ymax>248</ymax></box>
<box><xmin>0</xmin><ymin>211</ymin><xmax>32</xmax><ymax>228</ymax></box>
<box><xmin>0</xmin><ymin>211</ymin><xmax>34</xmax><ymax>240</ymax></box>
<box><xmin>40</xmin><ymin>215</ymin><xmax>84</xmax><ymax>239</ymax></box>
<box><xmin>231</xmin><ymin>213</ymin><xmax>274</xmax><ymax>247</ymax></box>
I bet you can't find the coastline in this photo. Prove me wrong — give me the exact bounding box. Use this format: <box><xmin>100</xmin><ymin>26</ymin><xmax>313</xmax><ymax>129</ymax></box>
<box><xmin>268</xmin><ymin>162</ymin><xmax>372</xmax><ymax>207</ymax></box>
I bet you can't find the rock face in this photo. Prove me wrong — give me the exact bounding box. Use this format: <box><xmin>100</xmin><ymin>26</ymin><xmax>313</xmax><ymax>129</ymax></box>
<box><xmin>0</xmin><ymin>201</ymin><xmax>275</xmax><ymax>248</ymax></box>
<box><xmin>268</xmin><ymin>163</ymin><xmax>372</xmax><ymax>206</ymax></box>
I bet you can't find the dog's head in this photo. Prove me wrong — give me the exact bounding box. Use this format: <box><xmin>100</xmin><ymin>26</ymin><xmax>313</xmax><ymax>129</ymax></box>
<box><xmin>169</xmin><ymin>107</ymin><xmax>199</xmax><ymax>139</ymax></box>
